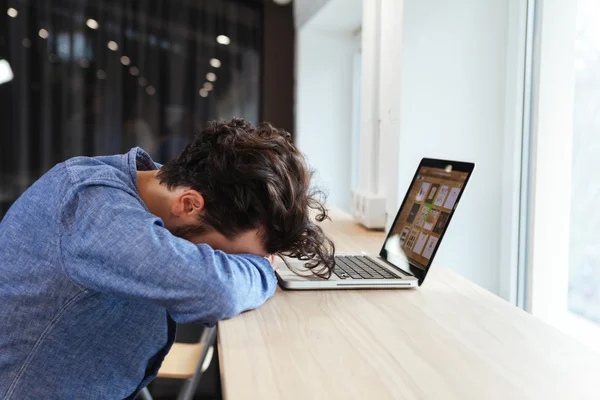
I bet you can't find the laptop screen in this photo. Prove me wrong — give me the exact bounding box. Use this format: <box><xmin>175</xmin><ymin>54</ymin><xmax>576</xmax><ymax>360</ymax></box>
<box><xmin>380</xmin><ymin>159</ymin><xmax>473</xmax><ymax>282</ymax></box>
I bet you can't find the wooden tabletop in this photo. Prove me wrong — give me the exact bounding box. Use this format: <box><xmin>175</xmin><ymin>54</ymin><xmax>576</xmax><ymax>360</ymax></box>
<box><xmin>218</xmin><ymin>209</ymin><xmax>600</xmax><ymax>399</ymax></box>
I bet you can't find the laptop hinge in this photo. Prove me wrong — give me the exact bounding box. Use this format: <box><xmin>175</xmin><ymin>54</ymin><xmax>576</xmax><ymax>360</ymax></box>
<box><xmin>375</xmin><ymin>256</ymin><xmax>415</xmax><ymax>278</ymax></box>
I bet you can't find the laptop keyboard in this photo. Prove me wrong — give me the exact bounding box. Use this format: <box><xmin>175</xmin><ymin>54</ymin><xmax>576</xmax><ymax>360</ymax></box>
<box><xmin>333</xmin><ymin>256</ymin><xmax>402</xmax><ymax>280</ymax></box>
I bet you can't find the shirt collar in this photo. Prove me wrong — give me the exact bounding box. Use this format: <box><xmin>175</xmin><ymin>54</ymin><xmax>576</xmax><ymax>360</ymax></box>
<box><xmin>126</xmin><ymin>147</ymin><xmax>158</xmax><ymax>187</ymax></box>
<box><xmin>125</xmin><ymin>147</ymin><xmax>160</xmax><ymax>215</ymax></box>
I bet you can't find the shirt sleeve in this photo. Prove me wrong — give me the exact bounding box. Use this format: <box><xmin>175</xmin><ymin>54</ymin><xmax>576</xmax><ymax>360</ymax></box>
<box><xmin>59</xmin><ymin>181</ymin><xmax>277</xmax><ymax>325</ymax></box>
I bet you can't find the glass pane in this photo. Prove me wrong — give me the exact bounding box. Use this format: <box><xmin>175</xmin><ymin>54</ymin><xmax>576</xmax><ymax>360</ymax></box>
<box><xmin>0</xmin><ymin>0</ymin><xmax>262</xmax><ymax>219</ymax></box>
<box><xmin>568</xmin><ymin>0</ymin><xmax>600</xmax><ymax>324</ymax></box>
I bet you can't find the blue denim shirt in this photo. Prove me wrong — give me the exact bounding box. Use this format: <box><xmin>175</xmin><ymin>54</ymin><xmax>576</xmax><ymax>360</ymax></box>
<box><xmin>0</xmin><ymin>148</ymin><xmax>277</xmax><ymax>399</ymax></box>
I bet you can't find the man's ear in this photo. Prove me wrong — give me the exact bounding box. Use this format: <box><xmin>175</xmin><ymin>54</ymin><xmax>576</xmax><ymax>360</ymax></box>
<box><xmin>171</xmin><ymin>190</ymin><xmax>205</xmax><ymax>217</ymax></box>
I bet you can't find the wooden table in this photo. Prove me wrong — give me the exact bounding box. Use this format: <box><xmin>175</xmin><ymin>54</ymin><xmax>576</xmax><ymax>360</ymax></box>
<box><xmin>218</xmin><ymin>209</ymin><xmax>600</xmax><ymax>399</ymax></box>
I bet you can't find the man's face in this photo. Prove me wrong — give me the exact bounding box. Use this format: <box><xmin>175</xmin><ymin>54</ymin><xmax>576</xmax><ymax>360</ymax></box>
<box><xmin>170</xmin><ymin>223</ymin><xmax>267</xmax><ymax>257</ymax></box>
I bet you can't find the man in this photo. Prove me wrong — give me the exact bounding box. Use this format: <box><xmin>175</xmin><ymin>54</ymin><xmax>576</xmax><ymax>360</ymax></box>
<box><xmin>0</xmin><ymin>119</ymin><xmax>334</xmax><ymax>399</ymax></box>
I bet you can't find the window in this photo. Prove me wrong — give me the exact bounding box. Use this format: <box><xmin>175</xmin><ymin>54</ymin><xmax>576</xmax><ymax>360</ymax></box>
<box><xmin>528</xmin><ymin>0</ymin><xmax>600</xmax><ymax>353</ymax></box>
<box><xmin>568</xmin><ymin>0</ymin><xmax>600</xmax><ymax>329</ymax></box>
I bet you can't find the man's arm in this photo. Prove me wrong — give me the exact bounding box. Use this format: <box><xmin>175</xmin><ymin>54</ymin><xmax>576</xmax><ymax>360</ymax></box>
<box><xmin>59</xmin><ymin>182</ymin><xmax>277</xmax><ymax>325</ymax></box>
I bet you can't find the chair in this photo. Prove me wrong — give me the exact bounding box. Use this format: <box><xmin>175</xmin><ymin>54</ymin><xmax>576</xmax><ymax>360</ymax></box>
<box><xmin>138</xmin><ymin>326</ymin><xmax>217</xmax><ymax>400</ymax></box>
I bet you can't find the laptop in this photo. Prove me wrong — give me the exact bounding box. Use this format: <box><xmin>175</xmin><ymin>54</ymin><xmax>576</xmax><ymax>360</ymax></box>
<box><xmin>275</xmin><ymin>158</ymin><xmax>475</xmax><ymax>289</ymax></box>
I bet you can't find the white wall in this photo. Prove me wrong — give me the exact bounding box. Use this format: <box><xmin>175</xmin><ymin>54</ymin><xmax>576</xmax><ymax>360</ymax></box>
<box><xmin>396</xmin><ymin>0</ymin><xmax>511</xmax><ymax>294</ymax></box>
<box><xmin>296</xmin><ymin>0</ymin><xmax>522</xmax><ymax>296</ymax></box>
<box><xmin>294</xmin><ymin>0</ymin><xmax>330</xmax><ymax>28</ymax></box>
<box><xmin>296</xmin><ymin>29</ymin><xmax>354</xmax><ymax>211</ymax></box>
<box><xmin>295</xmin><ymin>0</ymin><xmax>362</xmax><ymax>212</ymax></box>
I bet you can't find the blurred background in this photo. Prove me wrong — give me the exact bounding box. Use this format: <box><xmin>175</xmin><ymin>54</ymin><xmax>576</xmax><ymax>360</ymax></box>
<box><xmin>1</xmin><ymin>0</ymin><xmax>599</xmax><ymax>398</ymax></box>
<box><xmin>0</xmin><ymin>0</ymin><xmax>294</xmax><ymax>216</ymax></box>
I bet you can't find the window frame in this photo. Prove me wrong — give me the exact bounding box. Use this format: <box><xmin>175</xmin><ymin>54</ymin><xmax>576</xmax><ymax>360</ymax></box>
<box><xmin>526</xmin><ymin>0</ymin><xmax>600</xmax><ymax>352</ymax></box>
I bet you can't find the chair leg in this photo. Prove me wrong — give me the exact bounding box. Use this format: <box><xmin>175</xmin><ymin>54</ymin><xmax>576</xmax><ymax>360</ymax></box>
<box><xmin>176</xmin><ymin>326</ymin><xmax>218</xmax><ymax>400</ymax></box>
<box><xmin>137</xmin><ymin>387</ymin><xmax>154</xmax><ymax>400</ymax></box>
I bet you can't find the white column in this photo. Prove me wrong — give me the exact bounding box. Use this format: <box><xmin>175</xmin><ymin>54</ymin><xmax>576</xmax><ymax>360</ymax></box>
<box><xmin>377</xmin><ymin>0</ymin><xmax>404</xmax><ymax>230</ymax></box>
<box><xmin>353</xmin><ymin>0</ymin><xmax>405</xmax><ymax>229</ymax></box>
<box><xmin>358</xmin><ymin>0</ymin><xmax>381</xmax><ymax>195</ymax></box>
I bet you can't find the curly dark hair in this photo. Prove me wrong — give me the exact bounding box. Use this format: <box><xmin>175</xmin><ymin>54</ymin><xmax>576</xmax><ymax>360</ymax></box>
<box><xmin>157</xmin><ymin>118</ymin><xmax>335</xmax><ymax>279</ymax></box>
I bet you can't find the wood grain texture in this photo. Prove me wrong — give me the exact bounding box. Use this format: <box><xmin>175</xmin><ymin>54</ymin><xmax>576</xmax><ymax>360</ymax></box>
<box><xmin>218</xmin><ymin>209</ymin><xmax>600</xmax><ymax>399</ymax></box>
<box><xmin>158</xmin><ymin>342</ymin><xmax>205</xmax><ymax>379</ymax></box>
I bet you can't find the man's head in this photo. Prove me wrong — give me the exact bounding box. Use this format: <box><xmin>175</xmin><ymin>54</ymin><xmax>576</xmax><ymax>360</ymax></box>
<box><xmin>153</xmin><ymin>118</ymin><xmax>335</xmax><ymax>278</ymax></box>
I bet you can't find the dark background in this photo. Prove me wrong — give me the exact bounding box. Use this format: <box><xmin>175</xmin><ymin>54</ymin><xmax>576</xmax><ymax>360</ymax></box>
<box><xmin>0</xmin><ymin>0</ymin><xmax>294</xmax><ymax>219</ymax></box>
